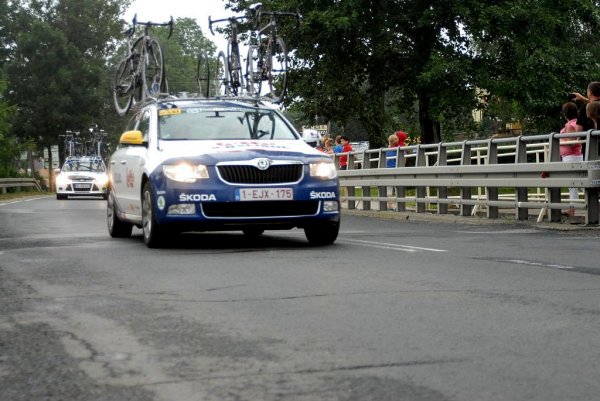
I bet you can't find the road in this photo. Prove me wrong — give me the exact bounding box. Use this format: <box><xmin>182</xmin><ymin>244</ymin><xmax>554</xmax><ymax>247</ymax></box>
<box><xmin>1</xmin><ymin>195</ymin><xmax>599</xmax><ymax>401</ymax></box>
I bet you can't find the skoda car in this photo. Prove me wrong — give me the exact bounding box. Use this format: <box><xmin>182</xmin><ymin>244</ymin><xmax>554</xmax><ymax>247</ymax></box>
<box><xmin>107</xmin><ymin>98</ymin><xmax>340</xmax><ymax>247</ymax></box>
<box><xmin>56</xmin><ymin>156</ymin><xmax>109</xmax><ymax>200</ymax></box>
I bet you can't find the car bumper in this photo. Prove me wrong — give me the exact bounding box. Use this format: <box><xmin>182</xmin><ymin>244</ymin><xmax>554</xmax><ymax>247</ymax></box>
<box><xmin>56</xmin><ymin>183</ymin><xmax>108</xmax><ymax>197</ymax></box>
<box><xmin>150</xmin><ymin>176</ymin><xmax>340</xmax><ymax>230</ymax></box>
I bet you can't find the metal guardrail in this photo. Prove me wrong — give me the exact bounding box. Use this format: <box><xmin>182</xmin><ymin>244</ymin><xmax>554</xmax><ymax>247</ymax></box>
<box><xmin>335</xmin><ymin>130</ymin><xmax>600</xmax><ymax>225</ymax></box>
<box><xmin>0</xmin><ymin>178</ymin><xmax>43</xmax><ymax>194</ymax></box>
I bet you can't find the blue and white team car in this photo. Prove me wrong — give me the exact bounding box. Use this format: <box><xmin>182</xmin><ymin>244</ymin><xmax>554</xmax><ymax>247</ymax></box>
<box><xmin>107</xmin><ymin>97</ymin><xmax>340</xmax><ymax>248</ymax></box>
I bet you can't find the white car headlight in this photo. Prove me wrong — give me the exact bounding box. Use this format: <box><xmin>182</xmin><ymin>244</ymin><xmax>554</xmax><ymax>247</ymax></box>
<box><xmin>310</xmin><ymin>162</ymin><xmax>337</xmax><ymax>180</ymax></box>
<box><xmin>55</xmin><ymin>174</ymin><xmax>69</xmax><ymax>186</ymax></box>
<box><xmin>163</xmin><ymin>163</ymin><xmax>209</xmax><ymax>183</ymax></box>
<box><xmin>96</xmin><ymin>174</ymin><xmax>109</xmax><ymax>186</ymax></box>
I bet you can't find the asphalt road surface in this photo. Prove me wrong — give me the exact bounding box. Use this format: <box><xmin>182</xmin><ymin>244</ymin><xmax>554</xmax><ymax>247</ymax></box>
<box><xmin>1</xmin><ymin>195</ymin><xmax>600</xmax><ymax>401</ymax></box>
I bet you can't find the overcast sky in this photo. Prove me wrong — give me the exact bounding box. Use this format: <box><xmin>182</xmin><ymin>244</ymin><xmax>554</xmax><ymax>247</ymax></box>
<box><xmin>123</xmin><ymin>0</ymin><xmax>231</xmax><ymax>50</ymax></box>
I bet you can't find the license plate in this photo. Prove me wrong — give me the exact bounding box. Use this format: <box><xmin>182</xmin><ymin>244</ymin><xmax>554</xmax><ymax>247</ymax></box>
<box><xmin>236</xmin><ymin>188</ymin><xmax>293</xmax><ymax>201</ymax></box>
<box><xmin>74</xmin><ymin>183</ymin><xmax>91</xmax><ymax>189</ymax></box>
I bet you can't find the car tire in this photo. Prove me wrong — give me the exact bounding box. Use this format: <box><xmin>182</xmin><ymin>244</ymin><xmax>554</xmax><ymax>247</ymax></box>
<box><xmin>304</xmin><ymin>222</ymin><xmax>339</xmax><ymax>246</ymax></box>
<box><xmin>142</xmin><ymin>181</ymin><xmax>170</xmax><ymax>248</ymax></box>
<box><xmin>56</xmin><ymin>193</ymin><xmax>67</xmax><ymax>200</ymax></box>
<box><xmin>242</xmin><ymin>228</ymin><xmax>264</xmax><ymax>237</ymax></box>
<box><xmin>107</xmin><ymin>190</ymin><xmax>133</xmax><ymax>238</ymax></box>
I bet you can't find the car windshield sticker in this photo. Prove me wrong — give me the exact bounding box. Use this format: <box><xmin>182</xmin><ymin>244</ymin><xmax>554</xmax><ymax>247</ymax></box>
<box><xmin>181</xmin><ymin>107</ymin><xmax>250</xmax><ymax>113</ymax></box>
<box><xmin>159</xmin><ymin>108</ymin><xmax>182</xmax><ymax>116</ymax></box>
<box><xmin>211</xmin><ymin>141</ymin><xmax>291</xmax><ymax>150</ymax></box>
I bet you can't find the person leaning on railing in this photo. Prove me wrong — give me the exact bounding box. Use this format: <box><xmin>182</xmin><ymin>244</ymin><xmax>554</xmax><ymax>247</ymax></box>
<box><xmin>560</xmin><ymin>101</ymin><xmax>584</xmax><ymax>218</ymax></box>
<box><xmin>338</xmin><ymin>135</ymin><xmax>352</xmax><ymax>170</ymax></box>
<box><xmin>386</xmin><ymin>131</ymin><xmax>408</xmax><ymax>168</ymax></box>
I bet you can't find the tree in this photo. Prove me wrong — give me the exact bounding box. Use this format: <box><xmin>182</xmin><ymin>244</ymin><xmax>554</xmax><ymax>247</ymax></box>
<box><xmin>5</xmin><ymin>0</ymin><xmax>128</xmax><ymax>186</ymax></box>
<box><xmin>227</xmin><ymin>0</ymin><xmax>479</xmax><ymax>145</ymax></box>
<box><xmin>6</xmin><ymin>1</ymin><xmax>127</xmax><ymax>134</ymax></box>
<box><xmin>467</xmin><ymin>0</ymin><xmax>600</xmax><ymax>133</ymax></box>
<box><xmin>226</xmin><ymin>0</ymin><xmax>600</xmax><ymax>145</ymax></box>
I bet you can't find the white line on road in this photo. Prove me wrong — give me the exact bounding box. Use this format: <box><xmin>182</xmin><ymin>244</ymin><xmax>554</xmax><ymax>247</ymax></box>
<box><xmin>0</xmin><ymin>196</ymin><xmax>48</xmax><ymax>206</ymax></box>
<box><xmin>505</xmin><ymin>259</ymin><xmax>575</xmax><ymax>270</ymax></box>
<box><xmin>345</xmin><ymin>239</ymin><xmax>447</xmax><ymax>253</ymax></box>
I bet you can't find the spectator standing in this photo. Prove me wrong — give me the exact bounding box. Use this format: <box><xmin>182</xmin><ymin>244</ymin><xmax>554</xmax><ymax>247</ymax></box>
<box><xmin>572</xmin><ymin>81</ymin><xmax>600</xmax><ymax>131</ymax></box>
<box><xmin>386</xmin><ymin>134</ymin><xmax>400</xmax><ymax>168</ymax></box>
<box><xmin>560</xmin><ymin>102</ymin><xmax>584</xmax><ymax>217</ymax></box>
<box><xmin>338</xmin><ymin>135</ymin><xmax>353</xmax><ymax>170</ymax></box>
<box><xmin>333</xmin><ymin>135</ymin><xmax>343</xmax><ymax>153</ymax></box>
<box><xmin>586</xmin><ymin>100</ymin><xmax>600</xmax><ymax>129</ymax></box>
<box><xmin>322</xmin><ymin>138</ymin><xmax>334</xmax><ymax>154</ymax></box>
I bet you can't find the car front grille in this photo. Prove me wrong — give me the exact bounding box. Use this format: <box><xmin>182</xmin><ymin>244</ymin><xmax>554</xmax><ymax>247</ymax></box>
<box><xmin>68</xmin><ymin>175</ymin><xmax>94</xmax><ymax>181</ymax></box>
<box><xmin>217</xmin><ymin>164</ymin><xmax>303</xmax><ymax>184</ymax></box>
<box><xmin>202</xmin><ymin>201</ymin><xmax>319</xmax><ymax>218</ymax></box>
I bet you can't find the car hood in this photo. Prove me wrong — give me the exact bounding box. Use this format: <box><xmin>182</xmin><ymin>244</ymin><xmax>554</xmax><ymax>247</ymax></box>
<box><xmin>60</xmin><ymin>171</ymin><xmax>107</xmax><ymax>178</ymax></box>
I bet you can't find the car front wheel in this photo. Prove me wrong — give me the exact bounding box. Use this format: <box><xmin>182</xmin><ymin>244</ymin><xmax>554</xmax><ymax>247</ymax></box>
<box><xmin>107</xmin><ymin>190</ymin><xmax>133</xmax><ymax>238</ymax></box>
<box><xmin>142</xmin><ymin>181</ymin><xmax>169</xmax><ymax>248</ymax></box>
<box><xmin>304</xmin><ymin>221</ymin><xmax>339</xmax><ymax>246</ymax></box>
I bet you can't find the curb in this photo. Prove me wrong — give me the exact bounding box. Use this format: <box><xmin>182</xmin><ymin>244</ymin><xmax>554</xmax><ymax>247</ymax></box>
<box><xmin>342</xmin><ymin>208</ymin><xmax>600</xmax><ymax>232</ymax></box>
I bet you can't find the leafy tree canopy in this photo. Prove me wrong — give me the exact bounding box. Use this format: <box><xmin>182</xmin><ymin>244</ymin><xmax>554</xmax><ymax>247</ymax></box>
<box><xmin>227</xmin><ymin>0</ymin><xmax>600</xmax><ymax>145</ymax></box>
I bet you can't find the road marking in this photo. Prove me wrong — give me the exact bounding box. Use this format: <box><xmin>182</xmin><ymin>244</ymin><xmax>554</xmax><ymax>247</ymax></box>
<box><xmin>0</xmin><ymin>196</ymin><xmax>48</xmax><ymax>206</ymax></box>
<box><xmin>455</xmin><ymin>229</ymin><xmax>540</xmax><ymax>234</ymax></box>
<box><xmin>346</xmin><ymin>239</ymin><xmax>447</xmax><ymax>253</ymax></box>
<box><xmin>505</xmin><ymin>259</ymin><xmax>575</xmax><ymax>270</ymax></box>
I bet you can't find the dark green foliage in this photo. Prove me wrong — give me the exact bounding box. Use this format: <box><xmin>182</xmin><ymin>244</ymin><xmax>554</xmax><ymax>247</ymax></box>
<box><xmin>228</xmin><ymin>0</ymin><xmax>600</xmax><ymax>145</ymax></box>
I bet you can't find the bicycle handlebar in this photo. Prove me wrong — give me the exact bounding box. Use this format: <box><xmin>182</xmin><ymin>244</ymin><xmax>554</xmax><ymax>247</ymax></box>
<box><xmin>208</xmin><ymin>15</ymin><xmax>248</xmax><ymax>36</ymax></box>
<box><xmin>126</xmin><ymin>14</ymin><xmax>175</xmax><ymax>39</ymax></box>
<box><xmin>256</xmin><ymin>10</ymin><xmax>301</xmax><ymax>29</ymax></box>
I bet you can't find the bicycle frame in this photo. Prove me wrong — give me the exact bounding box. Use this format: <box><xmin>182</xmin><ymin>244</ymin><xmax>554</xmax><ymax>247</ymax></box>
<box><xmin>113</xmin><ymin>15</ymin><xmax>173</xmax><ymax>115</ymax></box>
<box><xmin>248</xmin><ymin>10</ymin><xmax>299</xmax><ymax>101</ymax></box>
<box><xmin>209</xmin><ymin>15</ymin><xmax>248</xmax><ymax>95</ymax></box>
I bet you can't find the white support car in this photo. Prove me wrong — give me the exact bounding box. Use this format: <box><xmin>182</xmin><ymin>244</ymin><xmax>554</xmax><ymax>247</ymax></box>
<box><xmin>55</xmin><ymin>156</ymin><xmax>109</xmax><ymax>200</ymax></box>
<box><xmin>106</xmin><ymin>97</ymin><xmax>341</xmax><ymax>248</ymax></box>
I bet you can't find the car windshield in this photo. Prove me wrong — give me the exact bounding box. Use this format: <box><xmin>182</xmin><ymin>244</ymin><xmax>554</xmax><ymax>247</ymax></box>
<box><xmin>158</xmin><ymin>104</ymin><xmax>298</xmax><ymax>141</ymax></box>
<box><xmin>61</xmin><ymin>158</ymin><xmax>106</xmax><ymax>173</ymax></box>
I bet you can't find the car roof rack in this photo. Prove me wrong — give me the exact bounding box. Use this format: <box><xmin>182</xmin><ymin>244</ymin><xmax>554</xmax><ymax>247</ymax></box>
<box><xmin>130</xmin><ymin>92</ymin><xmax>280</xmax><ymax>111</ymax></box>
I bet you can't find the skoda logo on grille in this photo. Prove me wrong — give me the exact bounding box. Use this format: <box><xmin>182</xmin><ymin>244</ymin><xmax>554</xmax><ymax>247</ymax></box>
<box><xmin>256</xmin><ymin>158</ymin><xmax>272</xmax><ymax>170</ymax></box>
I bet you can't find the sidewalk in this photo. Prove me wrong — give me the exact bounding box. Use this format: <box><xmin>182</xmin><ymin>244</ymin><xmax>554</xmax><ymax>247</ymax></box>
<box><xmin>343</xmin><ymin>207</ymin><xmax>600</xmax><ymax>233</ymax></box>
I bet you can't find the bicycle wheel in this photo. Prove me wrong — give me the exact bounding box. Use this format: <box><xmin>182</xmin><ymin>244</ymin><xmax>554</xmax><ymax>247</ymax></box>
<box><xmin>196</xmin><ymin>50</ymin><xmax>211</xmax><ymax>97</ymax></box>
<box><xmin>143</xmin><ymin>37</ymin><xmax>166</xmax><ymax>98</ymax></box>
<box><xmin>245</xmin><ymin>45</ymin><xmax>262</xmax><ymax>97</ymax></box>
<box><xmin>227</xmin><ymin>39</ymin><xmax>243</xmax><ymax>96</ymax></box>
<box><xmin>216</xmin><ymin>51</ymin><xmax>230</xmax><ymax>96</ymax></box>
<box><xmin>267</xmin><ymin>37</ymin><xmax>288</xmax><ymax>103</ymax></box>
<box><xmin>113</xmin><ymin>57</ymin><xmax>134</xmax><ymax>116</ymax></box>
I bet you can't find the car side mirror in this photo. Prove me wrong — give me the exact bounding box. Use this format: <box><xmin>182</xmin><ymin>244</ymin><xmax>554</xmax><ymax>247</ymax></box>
<box><xmin>119</xmin><ymin>130</ymin><xmax>144</xmax><ymax>146</ymax></box>
<box><xmin>54</xmin><ymin>168</ymin><xmax>61</xmax><ymax>175</ymax></box>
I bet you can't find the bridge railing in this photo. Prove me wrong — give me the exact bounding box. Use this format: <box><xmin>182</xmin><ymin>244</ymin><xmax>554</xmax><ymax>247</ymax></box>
<box><xmin>335</xmin><ymin>130</ymin><xmax>600</xmax><ymax>224</ymax></box>
<box><xmin>0</xmin><ymin>178</ymin><xmax>43</xmax><ymax>194</ymax></box>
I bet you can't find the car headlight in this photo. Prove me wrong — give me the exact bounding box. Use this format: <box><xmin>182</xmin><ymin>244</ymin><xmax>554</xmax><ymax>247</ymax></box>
<box><xmin>310</xmin><ymin>162</ymin><xmax>337</xmax><ymax>179</ymax></box>
<box><xmin>163</xmin><ymin>163</ymin><xmax>209</xmax><ymax>183</ymax></box>
<box><xmin>55</xmin><ymin>174</ymin><xmax>69</xmax><ymax>186</ymax></box>
<box><xmin>96</xmin><ymin>175</ymin><xmax>109</xmax><ymax>186</ymax></box>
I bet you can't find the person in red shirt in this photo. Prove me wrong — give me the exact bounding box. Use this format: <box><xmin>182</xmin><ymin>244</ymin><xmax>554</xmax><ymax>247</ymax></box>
<box><xmin>338</xmin><ymin>135</ymin><xmax>353</xmax><ymax>170</ymax></box>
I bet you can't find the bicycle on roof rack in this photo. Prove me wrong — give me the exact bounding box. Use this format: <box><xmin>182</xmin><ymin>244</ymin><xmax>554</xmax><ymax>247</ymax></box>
<box><xmin>113</xmin><ymin>14</ymin><xmax>174</xmax><ymax>116</ymax></box>
<box><xmin>246</xmin><ymin>4</ymin><xmax>300</xmax><ymax>103</ymax></box>
<box><xmin>60</xmin><ymin>130</ymin><xmax>84</xmax><ymax>159</ymax></box>
<box><xmin>208</xmin><ymin>14</ymin><xmax>249</xmax><ymax>97</ymax></box>
<box><xmin>88</xmin><ymin>125</ymin><xmax>109</xmax><ymax>161</ymax></box>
